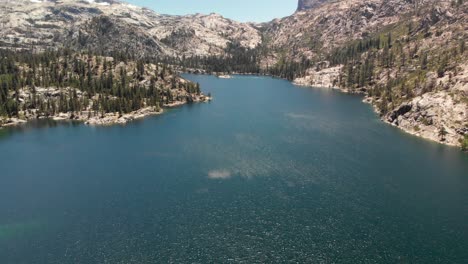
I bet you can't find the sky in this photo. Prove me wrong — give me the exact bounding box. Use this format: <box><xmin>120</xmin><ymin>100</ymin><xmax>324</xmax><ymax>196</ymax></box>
<box><xmin>125</xmin><ymin>0</ymin><xmax>298</xmax><ymax>22</ymax></box>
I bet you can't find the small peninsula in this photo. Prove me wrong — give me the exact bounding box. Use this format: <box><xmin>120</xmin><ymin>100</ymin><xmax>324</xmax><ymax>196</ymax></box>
<box><xmin>0</xmin><ymin>49</ymin><xmax>211</xmax><ymax>128</ymax></box>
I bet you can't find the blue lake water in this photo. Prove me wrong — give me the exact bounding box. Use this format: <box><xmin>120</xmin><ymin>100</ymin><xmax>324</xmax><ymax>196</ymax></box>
<box><xmin>0</xmin><ymin>74</ymin><xmax>467</xmax><ymax>263</ymax></box>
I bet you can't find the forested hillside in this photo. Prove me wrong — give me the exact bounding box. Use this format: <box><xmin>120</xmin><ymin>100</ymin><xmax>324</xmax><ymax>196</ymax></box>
<box><xmin>0</xmin><ymin>49</ymin><xmax>208</xmax><ymax>126</ymax></box>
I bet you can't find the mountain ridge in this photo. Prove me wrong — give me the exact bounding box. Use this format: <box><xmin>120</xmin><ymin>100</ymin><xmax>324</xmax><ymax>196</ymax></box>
<box><xmin>0</xmin><ymin>0</ymin><xmax>261</xmax><ymax>57</ymax></box>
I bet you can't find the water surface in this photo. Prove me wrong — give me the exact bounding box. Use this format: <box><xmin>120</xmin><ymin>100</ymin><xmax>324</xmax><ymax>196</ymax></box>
<box><xmin>0</xmin><ymin>75</ymin><xmax>467</xmax><ymax>263</ymax></box>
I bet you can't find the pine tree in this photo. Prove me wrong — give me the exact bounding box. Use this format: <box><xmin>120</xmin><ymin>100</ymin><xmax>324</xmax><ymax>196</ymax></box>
<box><xmin>438</xmin><ymin>126</ymin><xmax>448</xmax><ymax>141</ymax></box>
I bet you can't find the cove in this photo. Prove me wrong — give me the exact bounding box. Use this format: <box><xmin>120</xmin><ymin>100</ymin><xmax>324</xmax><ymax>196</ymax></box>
<box><xmin>0</xmin><ymin>74</ymin><xmax>467</xmax><ymax>263</ymax></box>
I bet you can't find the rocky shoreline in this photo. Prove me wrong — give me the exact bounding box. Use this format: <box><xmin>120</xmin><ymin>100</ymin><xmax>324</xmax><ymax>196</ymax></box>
<box><xmin>184</xmin><ymin>72</ymin><xmax>467</xmax><ymax>149</ymax></box>
<box><xmin>293</xmin><ymin>72</ymin><xmax>467</xmax><ymax>149</ymax></box>
<box><xmin>5</xmin><ymin>69</ymin><xmax>463</xmax><ymax>150</ymax></box>
<box><xmin>1</xmin><ymin>96</ymin><xmax>212</xmax><ymax>129</ymax></box>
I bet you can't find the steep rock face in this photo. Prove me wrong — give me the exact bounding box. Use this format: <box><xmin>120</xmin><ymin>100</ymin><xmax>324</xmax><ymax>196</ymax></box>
<box><xmin>264</xmin><ymin>0</ymin><xmax>423</xmax><ymax>64</ymax></box>
<box><xmin>0</xmin><ymin>0</ymin><xmax>261</xmax><ymax>57</ymax></box>
<box><xmin>293</xmin><ymin>65</ymin><xmax>342</xmax><ymax>88</ymax></box>
<box><xmin>384</xmin><ymin>90</ymin><xmax>467</xmax><ymax>146</ymax></box>
<box><xmin>297</xmin><ymin>0</ymin><xmax>332</xmax><ymax>11</ymax></box>
<box><xmin>383</xmin><ymin>65</ymin><xmax>468</xmax><ymax>146</ymax></box>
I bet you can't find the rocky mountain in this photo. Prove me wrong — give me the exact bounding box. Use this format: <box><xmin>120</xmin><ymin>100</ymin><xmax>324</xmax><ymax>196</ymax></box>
<box><xmin>262</xmin><ymin>0</ymin><xmax>467</xmax><ymax>148</ymax></box>
<box><xmin>264</xmin><ymin>0</ymin><xmax>436</xmax><ymax>63</ymax></box>
<box><xmin>0</xmin><ymin>0</ymin><xmax>261</xmax><ymax>57</ymax></box>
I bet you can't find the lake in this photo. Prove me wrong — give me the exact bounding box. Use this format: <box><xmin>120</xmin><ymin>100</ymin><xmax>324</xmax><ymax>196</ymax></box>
<box><xmin>0</xmin><ymin>74</ymin><xmax>467</xmax><ymax>263</ymax></box>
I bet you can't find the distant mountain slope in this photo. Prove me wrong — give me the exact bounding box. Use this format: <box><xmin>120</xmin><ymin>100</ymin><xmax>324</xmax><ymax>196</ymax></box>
<box><xmin>264</xmin><ymin>0</ymin><xmax>432</xmax><ymax>63</ymax></box>
<box><xmin>0</xmin><ymin>0</ymin><xmax>261</xmax><ymax>57</ymax></box>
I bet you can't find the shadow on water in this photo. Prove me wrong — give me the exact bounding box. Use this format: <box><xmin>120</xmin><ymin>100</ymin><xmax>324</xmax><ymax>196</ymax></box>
<box><xmin>0</xmin><ymin>119</ymin><xmax>82</xmax><ymax>142</ymax></box>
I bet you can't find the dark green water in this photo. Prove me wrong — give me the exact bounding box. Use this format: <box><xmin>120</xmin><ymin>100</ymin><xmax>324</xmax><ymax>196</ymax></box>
<box><xmin>0</xmin><ymin>75</ymin><xmax>467</xmax><ymax>263</ymax></box>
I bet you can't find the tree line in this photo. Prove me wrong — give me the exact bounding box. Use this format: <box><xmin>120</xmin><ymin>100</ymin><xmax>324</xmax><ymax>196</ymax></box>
<box><xmin>0</xmin><ymin>48</ymin><xmax>201</xmax><ymax>118</ymax></box>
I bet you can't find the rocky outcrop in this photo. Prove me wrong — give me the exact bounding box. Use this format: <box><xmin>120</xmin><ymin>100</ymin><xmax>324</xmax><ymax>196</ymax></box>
<box><xmin>293</xmin><ymin>64</ymin><xmax>342</xmax><ymax>88</ymax></box>
<box><xmin>384</xmin><ymin>91</ymin><xmax>467</xmax><ymax>146</ymax></box>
